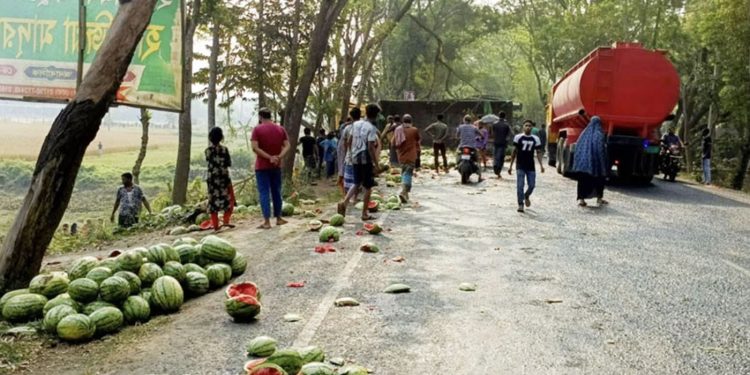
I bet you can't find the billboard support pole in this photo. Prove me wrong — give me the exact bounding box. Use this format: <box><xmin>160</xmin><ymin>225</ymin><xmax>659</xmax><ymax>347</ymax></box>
<box><xmin>76</xmin><ymin>0</ymin><xmax>86</xmax><ymax>89</ymax></box>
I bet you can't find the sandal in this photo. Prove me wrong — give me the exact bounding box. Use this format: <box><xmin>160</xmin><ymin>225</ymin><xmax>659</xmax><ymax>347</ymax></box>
<box><xmin>257</xmin><ymin>223</ymin><xmax>271</xmax><ymax>230</ymax></box>
<box><xmin>578</xmin><ymin>200</ymin><xmax>587</xmax><ymax>207</ymax></box>
<box><xmin>597</xmin><ymin>199</ymin><xmax>609</xmax><ymax>205</ymax></box>
<box><xmin>361</xmin><ymin>215</ymin><xmax>376</xmax><ymax>221</ymax></box>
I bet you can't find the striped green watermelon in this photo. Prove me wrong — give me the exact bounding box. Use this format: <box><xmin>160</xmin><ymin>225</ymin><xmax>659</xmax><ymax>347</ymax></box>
<box><xmin>43</xmin><ymin>293</ymin><xmax>82</xmax><ymax>314</ymax></box>
<box><xmin>175</xmin><ymin>244</ymin><xmax>198</xmax><ymax>264</ymax></box>
<box><xmin>139</xmin><ymin>289</ymin><xmax>153</xmax><ymax>309</ymax></box>
<box><xmin>248</xmin><ymin>363</ymin><xmax>288</xmax><ymax>375</ymax></box>
<box><xmin>43</xmin><ymin>304</ymin><xmax>77</xmax><ymax>333</ymax></box>
<box><xmin>89</xmin><ymin>306</ymin><xmax>124</xmax><ymax>335</ymax></box>
<box><xmin>67</xmin><ymin>256</ymin><xmax>99</xmax><ymax>280</ymax></box>
<box><xmin>160</xmin><ymin>244</ymin><xmax>181</xmax><ymax>263</ymax></box>
<box><xmin>117</xmin><ymin>251</ymin><xmax>144</xmax><ymax>272</ymax></box>
<box><xmin>299</xmin><ymin>346</ymin><xmax>325</xmax><ymax>364</ymax></box>
<box><xmin>56</xmin><ymin>313</ymin><xmax>95</xmax><ymax>342</ymax></box>
<box><xmin>184</xmin><ymin>272</ymin><xmax>209</xmax><ymax>296</ymax></box>
<box><xmin>225</xmin><ymin>294</ymin><xmax>261</xmax><ymax>321</ymax></box>
<box><xmin>0</xmin><ymin>289</ymin><xmax>29</xmax><ymax>312</ymax></box>
<box><xmin>138</xmin><ymin>263</ymin><xmax>164</xmax><ymax>286</ymax></box>
<box><xmin>216</xmin><ymin>263</ymin><xmax>232</xmax><ymax>282</ymax></box>
<box><xmin>146</xmin><ymin>245</ymin><xmax>167</xmax><ymax>265</ymax></box>
<box><xmin>184</xmin><ymin>263</ymin><xmax>206</xmax><ymax>275</ymax></box>
<box><xmin>246</xmin><ymin>335</ymin><xmax>277</xmax><ymax>357</ymax></box>
<box><xmin>28</xmin><ymin>272</ymin><xmax>69</xmax><ymax>298</ymax></box>
<box><xmin>99</xmin><ymin>276</ymin><xmax>130</xmax><ymax>303</ymax></box>
<box><xmin>98</xmin><ymin>258</ymin><xmax>121</xmax><ymax>273</ymax></box>
<box><xmin>151</xmin><ymin>276</ymin><xmax>184</xmax><ymax>313</ymax></box>
<box><xmin>67</xmin><ymin>278</ymin><xmax>99</xmax><ymax>303</ymax></box>
<box><xmin>194</xmin><ymin>244</ymin><xmax>210</xmax><ymax>267</ymax></box>
<box><xmin>163</xmin><ymin>261</ymin><xmax>186</xmax><ymax>283</ymax></box>
<box><xmin>205</xmin><ymin>264</ymin><xmax>228</xmax><ymax>288</ymax></box>
<box><xmin>300</xmin><ymin>362</ymin><xmax>335</xmax><ymax>375</ymax></box>
<box><xmin>86</xmin><ymin>267</ymin><xmax>113</xmax><ymax>285</ymax></box>
<box><xmin>132</xmin><ymin>247</ymin><xmax>149</xmax><ymax>261</ymax></box>
<box><xmin>114</xmin><ymin>271</ymin><xmax>142</xmax><ymax>295</ymax></box>
<box><xmin>173</xmin><ymin>237</ymin><xmax>198</xmax><ymax>247</ymax></box>
<box><xmin>265</xmin><ymin>348</ymin><xmax>303</xmax><ymax>375</ymax></box>
<box><xmin>122</xmin><ymin>296</ymin><xmax>150</xmax><ymax>323</ymax></box>
<box><xmin>200</xmin><ymin>236</ymin><xmax>237</xmax><ymax>263</ymax></box>
<box><xmin>231</xmin><ymin>255</ymin><xmax>248</xmax><ymax>276</ymax></box>
<box><xmin>83</xmin><ymin>301</ymin><xmax>116</xmax><ymax>315</ymax></box>
<box><xmin>2</xmin><ymin>293</ymin><xmax>47</xmax><ymax>322</ymax></box>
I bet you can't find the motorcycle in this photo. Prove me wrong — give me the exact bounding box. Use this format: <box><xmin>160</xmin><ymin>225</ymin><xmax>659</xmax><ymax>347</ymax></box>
<box><xmin>660</xmin><ymin>144</ymin><xmax>681</xmax><ymax>182</ymax></box>
<box><xmin>457</xmin><ymin>147</ymin><xmax>479</xmax><ymax>184</ymax></box>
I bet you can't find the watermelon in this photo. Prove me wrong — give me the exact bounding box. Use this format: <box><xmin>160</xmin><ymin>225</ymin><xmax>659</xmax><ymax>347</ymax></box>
<box><xmin>184</xmin><ymin>263</ymin><xmax>206</xmax><ymax>275</ymax></box>
<box><xmin>122</xmin><ymin>296</ymin><xmax>150</xmax><ymax>323</ymax></box>
<box><xmin>308</xmin><ymin>220</ymin><xmax>323</xmax><ymax>231</ymax></box>
<box><xmin>173</xmin><ymin>237</ymin><xmax>198</xmax><ymax>247</ymax></box>
<box><xmin>56</xmin><ymin>313</ymin><xmax>95</xmax><ymax>342</ymax></box>
<box><xmin>43</xmin><ymin>304</ymin><xmax>77</xmax><ymax>333</ymax></box>
<box><xmin>248</xmin><ymin>363</ymin><xmax>288</xmax><ymax>375</ymax></box>
<box><xmin>318</xmin><ymin>227</ymin><xmax>340</xmax><ymax>242</ymax></box>
<box><xmin>216</xmin><ymin>263</ymin><xmax>232</xmax><ymax>282</ymax></box>
<box><xmin>329</xmin><ymin>214</ymin><xmax>345</xmax><ymax>227</ymax></box>
<box><xmin>146</xmin><ymin>245</ymin><xmax>167</xmax><ymax>265</ymax></box>
<box><xmin>338</xmin><ymin>365</ymin><xmax>368</xmax><ymax>375</ymax></box>
<box><xmin>363</xmin><ymin>223</ymin><xmax>382</xmax><ymax>235</ymax></box>
<box><xmin>2</xmin><ymin>293</ymin><xmax>47</xmax><ymax>322</ymax></box>
<box><xmin>205</xmin><ymin>264</ymin><xmax>228</xmax><ymax>288</ymax></box>
<box><xmin>99</xmin><ymin>276</ymin><xmax>130</xmax><ymax>303</ymax></box>
<box><xmin>299</xmin><ymin>346</ymin><xmax>325</xmax><ymax>364</ymax></box>
<box><xmin>281</xmin><ymin>202</ymin><xmax>295</xmax><ymax>217</ymax></box>
<box><xmin>28</xmin><ymin>272</ymin><xmax>69</xmax><ymax>298</ymax></box>
<box><xmin>138</xmin><ymin>263</ymin><xmax>164</xmax><ymax>286</ymax></box>
<box><xmin>98</xmin><ymin>258</ymin><xmax>121</xmax><ymax>273</ymax></box>
<box><xmin>359</xmin><ymin>243</ymin><xmax>379</xmax><ymax>253</ymax></box>
<box><xmin>265</xmin><ymin>348</ymin><xmax>303</xmax><ymax>375</ymax></box>
<box><xmin>226</xmin><ymin>282</ymin><xmax>260</xmax><ymax>300</ymax></box>
<box><xmin>114</xmin><ymin>271</ymin><xmax>142</xmax><ymax>295</ymax></box>
<box><xmin>117</xmin><ymin>251</ymin><xmax>144</xmax><ymax>272</ymax></box>
<box><xmin>200</xmin><ymin>236</ymin><xmax>237</xmax><ymax>263</ymax></box>
<box><xmin>246</xmin><ymin>335</ymin><xmax>277</xmax><ymax>357</ymax></box>
<box><xmin>244</xmin><ymin>359</ymin><xmax>270</xmax><ymax>373</ymax></box>
<box><xmin>231</xmin><ymin>255</ymin><xmax>248</xmax><ymax>276</ymax></box>
<box><xmin>67</xmin><ymin>256</ymin><xmax>99</xmax><ymax>280</ymax></box>
<box><xmin>43</xmin><ymin>293</ymin><xmax>82</xmax><ymax>314</ymax></box>
<box><xmin>89</xmin><ymin>306</ymin><xmax>124</xmax><ymax>335</ymax></box>
<box><xmin>184</xmin><ymin>272</ymin><xmax>209</xmax><ymax>296</ymax></box>
<box><xmin>132</xmin><ymin>247</ymin><xmax>149</xmax><ymax>261</ymax></box>
<box><xmin>300</xmin><ymin>362</ymin><xmax>335</xmax><ymax>375</ymax></box>
<box><xmin>86</xmin><ymin>267</ymin><xmax>113</xmax><ymax>285</ymax></box>
<box><xmin>0</xmin><ymin>289</ymin><xmax>29</xmax><ymax>312</ymax></box>
<box><xmin>159</xmin><ymin>244</ymin><xmax>181</xmax><ymax>263</ymax></box>
<box><xmin>83</xmin><ymin>301</ymin><xmax>116</xmax><ymax>315</ymax></box>
<box><xmin>225</xmin><ymin>295</ymin><xmax>261</xmax><ymax>321</ymax></box>
<box><xmin>175</xmin><ymin>244</ymin><xmax>198</xmax><ymax>264</ymax></box>
<box><xmin>150</xmin><ymin>276</ymin><xmax>184</xmax><ymax>313</ymax></box>
<box><xmin>67</xmin><ymin>278</ymin><xmax>99</xmax><ymax>303</ymax></box>
<box><xmin>163</xmin><ymin>261</ymin><xmax>186</xmax><ymax>283</ymax></box>
<box><xmin>139</xmin><ymin>289</ymin><xmax>153</xmax><ymax>309</ymax></box>
<box><xmin>194</xmin><ymin>244</ymin><xmax>210</xmax><ymax>267</ymax></box>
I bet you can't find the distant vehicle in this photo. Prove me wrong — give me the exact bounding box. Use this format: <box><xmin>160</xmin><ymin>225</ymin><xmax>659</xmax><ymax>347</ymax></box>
<box><xmin>546</xmin><ymin>42</ymin><xmax>680</xmax><ymax>183</ymax></box>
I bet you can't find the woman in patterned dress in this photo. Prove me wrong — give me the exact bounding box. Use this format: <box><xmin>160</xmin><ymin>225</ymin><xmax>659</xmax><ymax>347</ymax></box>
<box><xmin>206</xmin><ymin>127</ymin><xmax>235</xmax><ymax>231</ymax></box>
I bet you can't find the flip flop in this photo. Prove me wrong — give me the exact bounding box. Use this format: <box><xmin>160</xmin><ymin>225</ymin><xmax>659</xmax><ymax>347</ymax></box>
<box><xmin>222</xmin><ymin>224</ymin><xmax>236</xmax><ymax>229</ymax></box>
<box><xmin>257</xmin><ymin>223</ymin><xmax>271</xmax><ymax>229</ymax></box>
<box><xmin>361</xmin><ymin>215</ymin><xmax>376</xmax><ymax>221</ymax></box>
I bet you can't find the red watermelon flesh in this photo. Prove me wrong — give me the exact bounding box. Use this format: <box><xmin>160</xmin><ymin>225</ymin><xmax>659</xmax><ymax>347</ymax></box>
<box><xmin>244</xmin><ymin>358</ymin><xmax>266</xmax><ymax>372</ymax></box>
<box><xmin>226</xmin><ymin>282</ymin><xmax>259</xmax><ymax>299</ymax></box>
<box><xmin>368</xmin><ymin>201</ymin><xmax>378</xmax><ymax>209</ymax></box>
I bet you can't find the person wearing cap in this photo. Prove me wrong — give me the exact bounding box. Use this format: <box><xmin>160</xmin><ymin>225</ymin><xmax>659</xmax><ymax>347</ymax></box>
<box><xmin>395</xmin><ymin>114</ymin><xmax>421</xmax><ymax>202</ymax></box>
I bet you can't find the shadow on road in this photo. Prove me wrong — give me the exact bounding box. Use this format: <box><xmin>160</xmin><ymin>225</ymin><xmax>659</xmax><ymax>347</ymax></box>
<box><xmin>607</xmin><ymin>180</ymin><xmax>750</xmax><ymax>208</ymax></box>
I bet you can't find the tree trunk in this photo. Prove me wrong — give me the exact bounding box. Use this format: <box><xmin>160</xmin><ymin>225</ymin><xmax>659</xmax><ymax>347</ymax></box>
<box><xmin>172</xmin><ymin>0</ymin><xmax>202</xmax><ymax>205</ymax></box>
<box><xmin>132</xmin><ymin>108</ymin><xmax>151</xmax><ymax>184</ymax></box>
<box><xmin>282</xmin><ymin>0</ymin><xmax>349</xmax><ymax>184</ymax></box>
<box><xmin>733</xmin><ymin>120</ymin><xmax>750</xmax><ymax>190</ymax></box>
<box><xmin>0</xmin><ymin>0</ymin><xmax>158</xmax><ymax>291</ymax></box>
<box><xmin>255</xmin><ymin>0</ymin><xmax>266</xmax><ymax>108</ymax></box>
<box><xmin>207</xmin><ymin>16</ymin><xmax>220</xmax><ymax>130</ymax></box>
<box><xmin>282</xmin><ymin>0</ymin><xmax>302</xmax><ymax>127</ymax></box>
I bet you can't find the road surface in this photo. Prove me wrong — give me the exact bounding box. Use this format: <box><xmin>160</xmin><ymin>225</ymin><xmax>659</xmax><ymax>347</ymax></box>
<box><xmin>27</xmin><ymin>170</ymin><xmax>750</xmax><ymax>374</ymax></box>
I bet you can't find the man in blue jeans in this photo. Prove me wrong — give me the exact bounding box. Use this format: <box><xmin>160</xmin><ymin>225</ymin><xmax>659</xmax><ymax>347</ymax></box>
<box><xmin>251</xmin><ymin>108</ymin><xmax>291</xmax><ymax>229</ymax></box>
<box><xmin>508</xmin><ymin>120</ymin><xmax>545</xmax><ymax>213</ymax></box>
<box><xmin>490</xmin><ymin>111</ymin><xmax>512</xmax><ymax>177</ymax></box>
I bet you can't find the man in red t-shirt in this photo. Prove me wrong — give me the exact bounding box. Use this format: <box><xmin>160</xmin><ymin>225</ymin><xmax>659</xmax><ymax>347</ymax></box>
<box><xmin>251</xmin><ymin>108</ymin><xmax>291</xmax><ymax>229</ymax></box>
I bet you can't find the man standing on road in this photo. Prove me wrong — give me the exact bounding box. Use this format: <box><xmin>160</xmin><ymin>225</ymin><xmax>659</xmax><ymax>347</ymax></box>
<box><xmin>336</xmin><ymin>116</ymin><xmax>354</xmax><ymax>195</ymax></box>
<box><xmin>702</xmin><ymin>127</ymin><xmax>712</xmax><ymax>185</ymax></box>
<box><xmin>508</xmin><ymin>120</ymin><xmax>545</xmax><ymax>213</ymax></box>
<box><xmin>395</xmin><ymin>114</ymin><xmax>421</xmax><ymax>203</ymax></box>
<box><xmin>491</xmin><ymin>111</ymin><xmax>512</xmax><ymax>177</ymax></box>
<box><xmin>316</xmin><ymin>128</ymin><xmax>326</xmax><ymax>178</ymax></box>
<box><xmin>252</xmin><ymin>108</ymin><xmax>291</xmax><ymax>229</ymax></box>
<box><xmin>111</xmin><ymin>172</ymin><xmax>152</xmax><ymax>228</ymax></box>
<box><xmin>299</xmin><ymin>127</ymin><xmax>318</xmax><ymax>183</ymax></box>
<box><xmin>424</xmin><ymin>114</ymin><xmax>449</xmax><ymax>173</ymax></box>
<box><xmin>337</xmin><ymin>104</ymin><xmax>381</xmax><ymax>221</ymax></box>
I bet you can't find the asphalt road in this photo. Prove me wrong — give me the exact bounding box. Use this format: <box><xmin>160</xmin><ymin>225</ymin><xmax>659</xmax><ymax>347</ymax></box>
<box><xmin>31</xmin><ymin>169</ymin><xmax>750</xmax><ymax>374</ymax></box>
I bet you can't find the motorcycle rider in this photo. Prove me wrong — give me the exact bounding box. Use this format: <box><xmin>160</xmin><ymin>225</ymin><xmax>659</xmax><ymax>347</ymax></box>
<box><xmin>455</xmin><ymin>115</ymin><xmax>483</xmax><ymax>182</ymax></box>
<box><xmin>661</xmin><ymin>126</ymin><xmax>685</xmax><ymax>149</ymax></box>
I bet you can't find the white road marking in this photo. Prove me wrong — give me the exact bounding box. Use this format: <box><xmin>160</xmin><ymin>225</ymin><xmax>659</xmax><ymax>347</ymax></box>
<box><xmin>723</xmin><ymin>259</ymin><xmax>750</xmax><ymax>278</ymax></box>
<box><xmin>292</xmin><ymin>210</ymin><xmax>391</xmax><ymax>347</ymax></box>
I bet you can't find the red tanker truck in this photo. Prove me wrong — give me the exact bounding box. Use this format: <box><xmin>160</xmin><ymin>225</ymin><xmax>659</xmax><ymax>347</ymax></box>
<box><xmin>546</xmin><ymin>42</ymin><xmax>680</xmax><ymax>183</ymax></box>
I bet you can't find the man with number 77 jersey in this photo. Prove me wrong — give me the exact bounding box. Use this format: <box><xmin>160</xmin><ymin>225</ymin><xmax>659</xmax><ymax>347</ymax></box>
<box><xmin>508</xmin><ymin>120</ymin><xmax>545</xmax><ymax>213</ymax></box>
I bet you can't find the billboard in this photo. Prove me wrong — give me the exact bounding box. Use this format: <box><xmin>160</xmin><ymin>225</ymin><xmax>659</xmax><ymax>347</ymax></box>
<box><xmin>0</xmin><ymin>0</ymin><xmax>183</xmax><ymax>112</ymax></box>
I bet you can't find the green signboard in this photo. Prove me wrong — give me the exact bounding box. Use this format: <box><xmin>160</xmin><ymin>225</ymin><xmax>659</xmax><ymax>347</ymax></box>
<box><xmin>0</xmin><ymin>0</ymin><xmax>183</xmax><ymax>111</ymax></box>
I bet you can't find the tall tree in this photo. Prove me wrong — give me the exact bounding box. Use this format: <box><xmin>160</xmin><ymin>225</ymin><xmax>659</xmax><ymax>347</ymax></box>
<box><xmin>0</xmin><ymin>0</ymin><xmax>158</xmax><ymax>291</ymax></box>
<box><xmin>206</xmin><ymin>0</ymin><xmax>223</xmax><ymax>130</ymax></box>
<box><xmin>132</xmin><ymin>108</ymin><xmax>151</xmax><ymax>184</ymax></box>
<box><xmin>172</xmin><ymin>0</ymin><xmax>203</xmax><ymax>205</ymax></box>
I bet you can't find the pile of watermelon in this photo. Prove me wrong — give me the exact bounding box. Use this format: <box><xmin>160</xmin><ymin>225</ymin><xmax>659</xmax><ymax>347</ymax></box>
<box><xmin>243</xmin><ymin>336</ymin><xmax>369</xmax><ymax>375</ymax></box>
<box><xmin>0</xmin><ymin>235</ymin><xmax>246</xmax><ymax>343</ymax></box>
